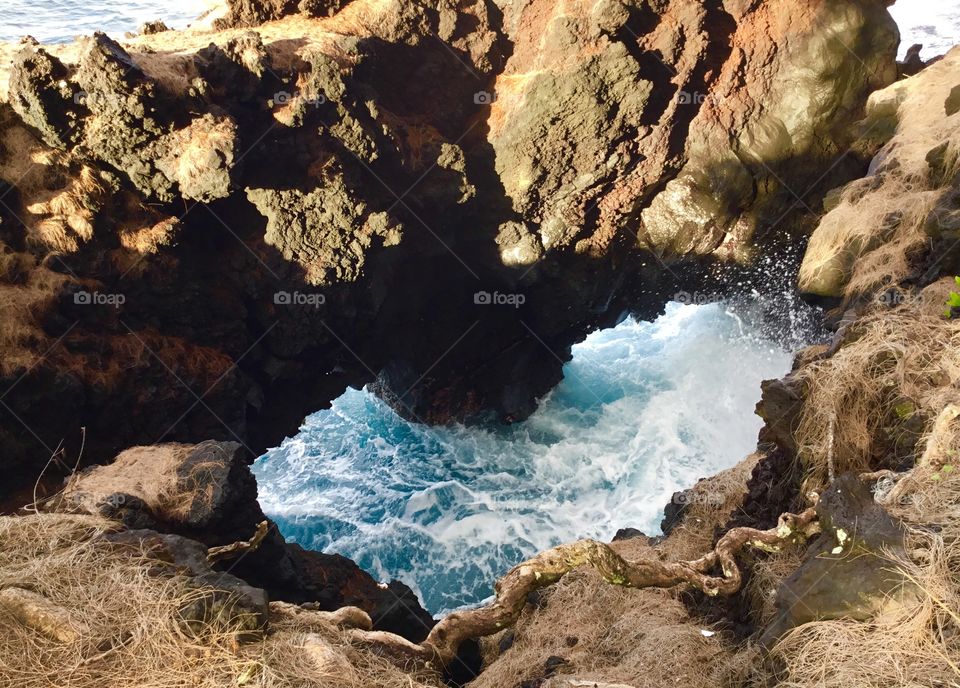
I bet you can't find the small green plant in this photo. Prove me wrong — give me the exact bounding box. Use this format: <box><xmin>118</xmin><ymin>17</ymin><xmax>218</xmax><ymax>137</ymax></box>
<box><xmin>893</xmin><ymin>401</ymin><xmax>915</xmax><ymax>419</ymax></box>
<box><xmin>930</xmin><ymin>464</ymin><xmax>955</xmax><ymax>482</ymax></box>
<box><xmin>944</xmin><ymin>276</ymin><xmax>960</xmax><ymax>318</ymax></box>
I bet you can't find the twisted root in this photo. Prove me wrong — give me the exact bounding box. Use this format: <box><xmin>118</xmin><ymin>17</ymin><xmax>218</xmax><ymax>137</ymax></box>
<box><xmin>350</xmin><ymin>506</ymin><xmax>820</xmax><ymax>668</ymax></box>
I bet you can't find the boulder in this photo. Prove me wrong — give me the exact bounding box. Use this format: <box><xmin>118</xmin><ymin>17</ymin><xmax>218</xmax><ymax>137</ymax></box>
<box><xmin>799</xmin><ymin>47</ymin><xmax>960</xmax><ymax>299</ymax></box>
<box><xmin>61</xmin><ymin>441</ymin><xmax>259</xmax><ymax>536</ymax></box>
<box><xmin>58</xmin><ymin>440</ymin><xmax>437</xmax><ymax>642</ymax></box>
<box><xmin>105</xmin><ymin>529</ymin><xmax>270</xmax><ymax>632</ymax></box>
<box><xmin>759</xmin><ymin>474</ymin><xmax>917</xmax><ymax>645</ymax></box>
<box><xmin>755</xmin><ymin>376</ymin><xmax>804</xmax><ymax>454</ymax></box>
<box><xmin>898</xmin><ymin>44</ymin><xmax>929</xmax><ymax>78</ymax></box>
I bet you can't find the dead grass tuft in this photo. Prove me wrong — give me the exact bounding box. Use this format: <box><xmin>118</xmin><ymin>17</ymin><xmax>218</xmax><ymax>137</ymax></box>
<box><xmin>659</xmin><ymin>453</ymin><xmax>761</xmax><ymax>562</ymax></box>
<box><xmin>24</xmin><ymin>164</ymin><xmax>107</xmax><ymax>253</ymax></box>
<box><xmin>471</xmin><ymin>568</ymin><xmax>753</xmax><ymax>688</ymax></box>
<box><xmin>0</xmin><ymin>512</ymin><xmax>442</xmax><ymax>688</ymax></box>
<box><xmin>793</xmin><ymin>281</ymin><xmax>960</xmax><ymax>490</ymax></box>
<box><xmin>840</xmin><ymin>185</ymin><xmax>940</xmax><ymax>302</ymax></box>
<box><xmin>799</xmin><ymin>174</ymin><xmax>940</xmax><ymax>300</ymax></box>
<box><xmin>0</xmin><ymin>267</ymin><xmax>71</xmax><ymax>375</ymax></box>
<box><xmin>743</xmin><ymin>547</ymin><xmax>805</xmax><ymax>630</ymax></box>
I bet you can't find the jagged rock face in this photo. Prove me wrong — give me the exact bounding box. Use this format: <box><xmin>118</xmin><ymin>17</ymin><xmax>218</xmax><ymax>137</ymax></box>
<box><xmin>58</xmin><ymin>440</ymin><xmax>437</xmax><ymax>640</ymax></box>
<box><xmin>0</xmin><ymin>0</ymin><xmax>897</xmax><ymax>492</ymax></box>
<box><xmin>800</xmin><ymin>46</ymin><xmax>960</xmax><ymax>299</ymax></box>
<box><xmin>641</xmin><ymin>0</ymin><xmax>898</xmax><ymax>261</ymax></box>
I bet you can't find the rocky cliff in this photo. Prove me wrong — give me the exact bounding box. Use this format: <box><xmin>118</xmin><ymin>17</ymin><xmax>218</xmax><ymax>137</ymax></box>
<box><xmin>2</xmin><ymin>4</ymin><xmax>960</xmax><ymax>685</ymax></box>
<box><xmin>0</xmin><ymin>0</ymin><xmax>898</xmax><ymax>493</ymax></box>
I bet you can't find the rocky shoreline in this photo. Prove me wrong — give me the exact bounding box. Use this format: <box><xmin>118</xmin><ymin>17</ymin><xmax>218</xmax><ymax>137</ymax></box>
<box><xmin>0</xmin><ymin>0</ymin><xmax>898</xmax><ymax>492</ymax></box>
<box><xmin>1</xmin><ymin>0</ymin><xmax>960</xmax><ymax>687</ymax></box>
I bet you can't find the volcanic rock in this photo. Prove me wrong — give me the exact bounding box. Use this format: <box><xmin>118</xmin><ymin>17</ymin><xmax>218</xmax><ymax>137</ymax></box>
<box><xmin>0</xmin><ymin>0</ymin><xmax>898</xmax><ymax>494</ymax></box>
<box><xmin>57</xmin><ymin>440</ymin><xmax>436</xmax><ymax>641</ymax></box>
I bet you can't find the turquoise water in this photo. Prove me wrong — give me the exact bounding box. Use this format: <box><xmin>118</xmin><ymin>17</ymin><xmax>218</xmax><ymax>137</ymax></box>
<box><xmin>7</xmin><ymin>0</ymin><xmax>951</xmax><ymax>619</ymax></box>
<box><xmin>254</xmin><ymin>303</ymin><xmax>798</xmax><ymax>614</ymax></box>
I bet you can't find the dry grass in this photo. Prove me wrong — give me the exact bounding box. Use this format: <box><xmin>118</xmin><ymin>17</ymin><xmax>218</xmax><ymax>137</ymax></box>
<box><xmin>793</xmin><ymin>280</ymin><xmax>960</xmax><ymax>490</ymax></box>
<box><xmin>841</xmin><ymin>129</ymin><xmax>959</xmax><ymax>301</ymax></box>
<box><xmin>0</xmin><ymin>111</ymin><xmax>105</xmax><ymax>255</ymax></box>
<box><xmin>0</xmin><ymin>512</ymin><xmax>442</xmax><ymax>688</ymax></box>
<box><xmin>0</xmin><ymin>267</ymin><xmax>70</xmax><ymax>375</ymax></box>
<box><xmin>117</xmin><ymin>214</ymin><xmax>179</xmax><ymax>254</ymax></box>
<box><xmin>799</xmin><ymin>175</ymin><xmax>940</xmax><ymax>300</ymax></box>
<box><xmin>799</xmin><ymin>49</ymin><xmax>960</xmax><ymax>301</ymax></box>
<box><xmin>759</xmin><ymin>295</ymin><xmax>960</xmax><ymax>686</ymax></box>
<box><xmin>659</xmin><ymin>453</ymin><xmax>761</xmax><ymax>562</ymax></box>
<box><xmin>24</xmin><ymin>164</ymin><xmax>107</xmax><ymax>253</ymax></box>
<box><xmin>744</xmin><ymin>546</ymin><xmax>805</xmax><ymax>630</ymax></box>
<box><xmin>840</xmin><ymin>185</ymin><xmax>941</xmax><ymax>302</ymax></box>
<box><xmin>461</xmin><ymin>453</ymin><xmax>767</xmax><ymax>688</ymax></box>
<box><xmin>56</xmin><ymin>329</ymin><xmax>238</xmax><ymax>392</ymax></box>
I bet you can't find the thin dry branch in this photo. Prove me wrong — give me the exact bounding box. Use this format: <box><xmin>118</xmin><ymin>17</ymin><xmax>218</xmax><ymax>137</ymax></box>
<box><xmin>206</xmin><ymin>521</ymin><xmax>270</xmax><ymax>565</ymax></box>
<box><xmin>351</xmin><ymin>506</ymin><xmax>820</xmax><ymax>668</ymax></box>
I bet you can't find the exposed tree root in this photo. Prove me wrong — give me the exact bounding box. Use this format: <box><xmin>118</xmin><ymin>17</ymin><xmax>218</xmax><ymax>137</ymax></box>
<box><xmin>270</xmin><ymin>601</ymin><xmax>374</xmax><ymax>631</ymax></box>
<box><xmin>350</xmin><ymin>506</ymin><xmax>820</xmax><ymax>668</ymax></box>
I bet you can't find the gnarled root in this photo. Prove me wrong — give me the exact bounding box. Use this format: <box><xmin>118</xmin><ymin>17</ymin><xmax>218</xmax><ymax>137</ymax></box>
<box><xmin>351</xmin><ymin>506</ymin><xmax>820</xmax><ymax>668</ymax></box>
<box><xmin>270</xmin><ymin>601</ymin><xmax>374</xmax><ymax>631</ymax></box>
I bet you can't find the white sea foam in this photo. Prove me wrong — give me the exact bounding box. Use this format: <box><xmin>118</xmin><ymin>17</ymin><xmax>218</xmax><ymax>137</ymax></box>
<box><xmin>891</xmin><ymin>0</ymin><xmax>960</xmax><ymax>59</ymax></box>
<box><xmin>254</xmin><ymin>303</ymin><xmax>797</xmax><ymax>614</ymax></box>
<box><xmin>0</xmin><ymin>0</ymin><xmax>207</xmax><ymax>43</ymax></box>
<box><xmin>4</xmin><ymin>1</ymin><xmax>957</xmax><ymax>61</ymax></box>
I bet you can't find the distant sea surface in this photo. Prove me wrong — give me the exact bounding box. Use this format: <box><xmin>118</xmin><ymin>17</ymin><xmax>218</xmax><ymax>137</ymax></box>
<box><xmin>0</xmin><ymin>1</ymin><xmax>956</xmax><ymax>57</ymax></box>
<box><xmin>890</xmin><ymin>0</ymin><xmax>960</xmax><ymax>59</ymax></box>
<box><xmin>0</xmin><ymin>0</ymin><xmax>204</xmax><ymax>43</ymax></box>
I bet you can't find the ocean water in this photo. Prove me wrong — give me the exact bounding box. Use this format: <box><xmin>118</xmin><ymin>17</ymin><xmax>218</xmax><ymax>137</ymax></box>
<box><xmin>4</xmin><ymin>0</ymin><xmax>953</xmax><ymax>620</ymax></box>
<box><xmin>0</xmin><ymin>0</ymin><xmax>204</xmax><ymax>43</ymax></box>
<box><xmin>254</xmin><ymin>302</ymin><xmax>798</xmax><ymax>614</ymax></box>
<box><xmin>890</xmin><ymin>0</ymin><xmax>960</xmax><ymax>60</ymax></box>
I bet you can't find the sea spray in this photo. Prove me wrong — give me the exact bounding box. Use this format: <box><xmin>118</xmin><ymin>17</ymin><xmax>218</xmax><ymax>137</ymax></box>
<box><xmin>255</xmin><ymin>302</ymin><xmax>799</xmax><ymax>614</ymax></box>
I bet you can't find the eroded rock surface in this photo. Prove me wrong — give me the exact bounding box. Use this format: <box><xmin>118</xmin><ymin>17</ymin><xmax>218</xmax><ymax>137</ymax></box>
<box><xmin>57</xmin><ymin>440</ymin><xmax>436</xmax><ymax>641</ymax></box>
<box><xmin>0</xmin><ymin>0</ymin><xmax>898</xmax><ymax>492</ymax></box>
<box><xmin>800</xmin><ymin>46</ymin><xmax>960</xmax><ymax>299</ymax></box>
<box><xmin>759</xmin><ymin>474</ymin><xmax>914</xmax><ymax>644</ymax></box>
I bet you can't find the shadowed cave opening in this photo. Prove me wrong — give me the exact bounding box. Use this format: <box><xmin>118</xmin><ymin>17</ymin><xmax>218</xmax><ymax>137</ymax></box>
<box><xmin>254</xmin><ymin>299</ymin><xmax>815</xmax><ymax>614</ymax></box>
